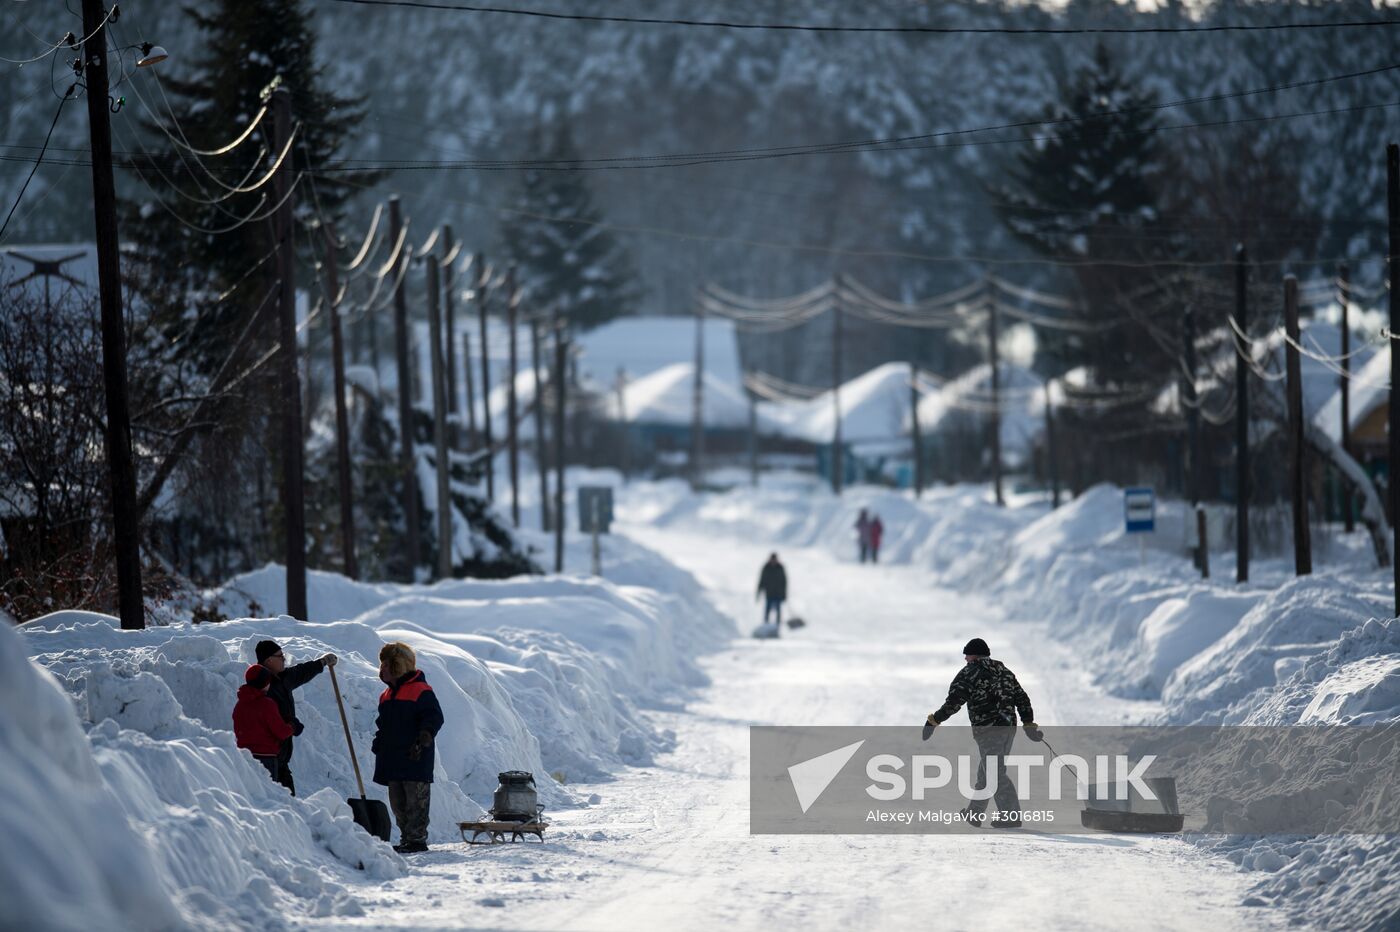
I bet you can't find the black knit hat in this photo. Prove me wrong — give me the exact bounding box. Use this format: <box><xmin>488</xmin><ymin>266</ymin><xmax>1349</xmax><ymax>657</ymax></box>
<box><xmin>962</xmin><ymin>638</ymin><xmax>990</xmax><ymax>657</ymax></box>
<box><xmin>255</xmin><ymin>640</ymin><xmax>283</xmax><ymax>664</ymax></box>
<box><xmin>245</xmin><ymin>664</ymin><xmax>272</xmax><ymax>688</ymax></box>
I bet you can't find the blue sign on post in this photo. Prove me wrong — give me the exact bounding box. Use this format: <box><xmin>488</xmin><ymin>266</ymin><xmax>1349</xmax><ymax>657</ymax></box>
<box><xmin>1124</xmin><ymin>487</ymin><xmax>1155</xmax><ymax>534</ymax></box>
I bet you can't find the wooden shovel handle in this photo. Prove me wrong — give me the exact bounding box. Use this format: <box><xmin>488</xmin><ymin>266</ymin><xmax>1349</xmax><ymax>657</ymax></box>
<box><xmin>328</xmin><ymin>664</ymin><xmax>369</xmax><ymax>799</ymax></box>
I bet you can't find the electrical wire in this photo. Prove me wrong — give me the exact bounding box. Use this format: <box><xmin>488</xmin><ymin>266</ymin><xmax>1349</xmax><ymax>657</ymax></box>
<box><xmin>0</xmin><ymin>5</ymin><xmax>115</xmax><ymax>65</ymax></box>
<box><xmin>312</xmin><ymin>0</ymin><xmax>1400</xmax><ymax>36</ymax></box>
<box><xmin>0</xmin><ymin>84</ymin><xmax>72</xmax><ymax>244</ymax></box>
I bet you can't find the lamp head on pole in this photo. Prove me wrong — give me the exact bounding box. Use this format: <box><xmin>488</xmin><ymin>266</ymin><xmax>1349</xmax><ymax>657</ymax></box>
<box><xmin>136</xmin><ymin>43</ymin><xmax>168</xmax><ymax>68</ymax></box>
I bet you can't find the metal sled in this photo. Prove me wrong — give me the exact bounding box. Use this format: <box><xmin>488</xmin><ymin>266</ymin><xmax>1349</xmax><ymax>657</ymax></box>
<box><xmin>459</xmin><ymin>820</ymin><xmax>549</xmax><ymax>845</ymax></box>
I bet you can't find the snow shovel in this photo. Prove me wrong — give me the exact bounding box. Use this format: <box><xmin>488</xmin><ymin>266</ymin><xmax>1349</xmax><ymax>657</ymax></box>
<box><xmin>328</xmin><ymin>665</ymin><xmax>393</xmax><ymax>842</ymax></box>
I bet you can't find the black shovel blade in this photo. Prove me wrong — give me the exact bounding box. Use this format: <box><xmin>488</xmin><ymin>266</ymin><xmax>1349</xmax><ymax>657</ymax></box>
<box><xmin>349</xmin><ymin>796</ymin><xmax>393</xmax><ymax>842</ymax></box>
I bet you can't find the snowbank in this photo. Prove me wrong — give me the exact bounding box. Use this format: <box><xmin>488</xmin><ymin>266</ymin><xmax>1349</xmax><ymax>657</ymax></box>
<box><xmin>12</xmin><ymin>529</ymin><xmax>731</xmax><ymax>927</ymax></box>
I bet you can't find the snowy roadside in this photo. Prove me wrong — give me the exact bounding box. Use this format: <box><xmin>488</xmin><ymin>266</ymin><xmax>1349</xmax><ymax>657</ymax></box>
<box><xmin>5</xmin><ymin>528</ymin><xmax>731</xmax><ymax>931</ymax></box>
<box><xmin>621</xmin><ymin>473</ymin><xmax>1399</xmax><ymax>930</ymax></box>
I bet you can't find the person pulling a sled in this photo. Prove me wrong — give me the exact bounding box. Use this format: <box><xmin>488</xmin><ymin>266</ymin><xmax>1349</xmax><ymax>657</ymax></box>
<box><xmin>756</xmin><ymin>553</ymin><xmax>788</xmax><ymax>627</ymax></box>
<box><xmin>923</xmin><ymin>638</ymin><xmax>1042</xmax><ymax>828</ymax></box>
<box><xmin>373</xmin><ymin>641</ymin><xmax>445</xmax><ymax>854</ymax></box>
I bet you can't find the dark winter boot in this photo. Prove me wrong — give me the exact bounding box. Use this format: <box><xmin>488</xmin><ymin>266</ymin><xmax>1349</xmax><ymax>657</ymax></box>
<box><xmin>988</xmin><ymin>812</ymin><xmax>1022</xmax><ymax>829</ymax></box>
<box><xmin>394</xmin><ymin>841</ymin><xmax>429</xmax><ymax>854</ymax></box>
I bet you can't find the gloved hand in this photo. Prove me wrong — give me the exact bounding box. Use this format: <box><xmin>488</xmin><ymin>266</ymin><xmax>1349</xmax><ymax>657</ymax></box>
<box><xmin>1023</xmin><ymin>723</ymin><xmax>1044</xmax><ymax>742</ymax></box>
<box><xmin>406</xmin><ymin>729</ymin><xmax>433</xmax><ymax>761</ymax></box>
<box><xmin>371</xmin><ymin>736</ymin><xmax>380</xmax><ymax>755</ymax></box>
<box><xmin>921</xmin><ymin>716</ymin><xmax>938</xmax><ymax>742</ymax></box>
<box><xmin>292</xmin><ymin>720</ymin><xmax>305</xmax><ymax>737</ymax></box>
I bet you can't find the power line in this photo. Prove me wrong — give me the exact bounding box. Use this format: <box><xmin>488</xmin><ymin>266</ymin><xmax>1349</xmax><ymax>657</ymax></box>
<box><xmin>0</xmin><ymin>85</ymin><xmax>72</xmax><ymax>245</ymax></box>
<box><xmin>313</xmin><ymin>0</ymin><xmax>1400</xmax><ymax>36</ymax></box>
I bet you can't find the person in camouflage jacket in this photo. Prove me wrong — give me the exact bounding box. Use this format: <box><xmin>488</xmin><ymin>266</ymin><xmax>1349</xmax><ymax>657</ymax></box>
<box><xmin>924</xmin><ymin>638</ymin><xmax>1042</xmax><ymax>828</ymax></box>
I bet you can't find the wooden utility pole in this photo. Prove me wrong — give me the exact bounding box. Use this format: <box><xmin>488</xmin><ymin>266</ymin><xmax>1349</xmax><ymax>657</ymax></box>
<box><xmin>506</xmin><ymin>267</ymin><xmax>521</xmax><ymax>527</ymax></box>
<box><xmin>553</xmin><ymin>312</ymin><xmax>568</xmax><ymax>573</ymax></box>
<box><xmin>532</xmin><ymin>320</ymin><xmax>551</xmax><ymax>532</ymax></box>
<box><xmin>425</xmin><ymin>245</ymin><xmax>453</xmax><ymax>581</ymax></box>
<box><xmin>832</xmin><ymin>275</ymin><xmax>844</xmax><ymax>495</ymax></box>
<box><xmin>324</xmin><ymin>226</ymin><xmax>358</xmax><ymax>580</ymax></box>
<box><xmin>1387</xmin><ymin>143</ymin><xmax>1399</xmax><ymax>616</ymax></box>
<box><xmin>1283</xmin><ymin>276</ymin><xmax>1312</xmax><ymax>576</ymax></box>
<box><xmin>388</xmin><ymin>197</ymin><xmax>421</xmax><ymax>576</ymax></box>
<box><xmin>616</xmin><ymin>367</ymin><xmax>631</xmax><ymax>483</ymax></box>
<box><xmin>748</xmin><ymin>391</ymin><xmax>759</xmax><ymax>487</ymax></box>
<box><xmin>441</xmin><ymin>226</ymin><xmax>458</xmax><ymax>421</ymax></box>
<box><xmin>1339</xmin><ymin>261</ymin><xmax>1355</xmax><ymax>533</ymax></box>
<box><xmin>475</xmin><ymin>254</ymin><xmax>495</xmax><ymax>500</ymax></box>
<box><xmin>1044</xmin><ymin>378</ymin><xmax>1060</xmax><ymax>509</ymax></box>
<box><xmin>81</xmin><ymin>0</ymin><xmax>144</xmax><ymax>628</ymax></box>
<box><xmin>988</xmin><ymin>277</ymin><xmax>1004</xmax><ymax>507</ymax></box>
<box><xmin>463</xmin><ymin>328</ymin><xmax>478</xmax><ymax>443</ymax></box>
<box><xmin>271</xmin><ymin>87</ymin><xmax>307</xmax><ymax>618</ymax></box>
<box><xmin>1234</xmin><ymin>243</ymin><xmax>1250</xmax><ymax>584</ymax></box>
<box><xmin>690</xmin><ymin>298</ymin><xmax>705</xmax><ymax>489</ymax></box>
<box><xmin>1183</xmin><ymin>304</ymin><xmax>1205</xmax><ymax>575</ymax></box>
<box><xmin>910</xmin><ymin>362</ymin><xmax>924</xmax><ymax>498</ymax></box>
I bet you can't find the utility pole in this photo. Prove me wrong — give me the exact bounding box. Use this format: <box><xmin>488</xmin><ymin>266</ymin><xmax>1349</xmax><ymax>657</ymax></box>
<box><xmin>553</xmin><ymin>311</ymin><xmax>568</xmax><ymax>573</ymax></box>
<box><xmin>1338</xmin><ymin>261</ymin><xmax>1354</xmax><ymax>533</ymax></box>
<box><xmin>748</xmin><ymin>390</ymin><xmax>759</xmax><ymax>487</ymax></box>
<box><xmin>506</xmin><ymin>267</ymin><xmax>521</xmax><ymax>527</ymax></box>
<box><xmin>1387</xmin><ymin>143</ymin><xmax>1399</xmax><ymax>616</ymax></box>
<box><xmin>1283</xmin><ymin>275</ymin><xmax>1311</xmax><ymax>576</ymax></box>
<box><xmin>532</xmin><ymin>319</ymin><xmax>551</xmax><ymax>532</ymax></box>
<box><xmin>324</xmin><ymin>225</ymin><xmax>358</xmax><ymax>580</ymax></box>
<box><xmin>475</xmin><ymin>254</ymin><xmax>495</xmax><ymax>500</ymax></box>
<box><xmin>910</xmin><ymin>361</ymin><xmax>924</xmax><ymax>498</ymax></box>
<box><xmin>425</xmin><ymin>246</ymin><xmax>453</xmax><ymax>581</ymax></box>
<box><xmin>441</xmin><ymin>226</ymin><xmax>458</xmax><ymax>424</ymax></box>
<box><xmin>1044</xmin><ymin>378</ymin><xmax>1060</xmax><ymax>509</ymax></box>
<box><xmin>388</xmin><ymin>198</ymin><xmax>421</xmax><ymax>577</ymax></box>
<box><xmin>1183</xmin><ymin>304</ymin><xmax>1205</xmax><ymax>575</ymax></box>
<box><xmin>463</xmin><ymin>328</ymin><xmax>478</xmax><ymax>444</ymax></box>
<box><xmin>831</xmin><ymin>274</ymin><xmax>844</xmax><ymax>495</ymax></box>
<box><xmin>271</xmin><ymin>87</ymin><xmax>307</xmax><ymax>619</ymax></box>
<box><xmin>690</xmin><ymin>297</ymin><xmax>705</xmax><ymax>489</ymax></box>
<box><xmin>615</xmin><ymin>367</ymin><xmax>630</xmax><ymax>483</ymax></box>
<box><xmin>81</xmin><ymin>0</ymin><xmax>143</xmax><ymax>629</ymax></box>
<box><xmin>1234</xmin><ymin>243</ymin><xmax>1250</xmax><ymax>584</ymax></box>
<box><xmin>988</xmin><ymin>276</ymin><xmax>1004</xmax><ymax>507</ymax></box>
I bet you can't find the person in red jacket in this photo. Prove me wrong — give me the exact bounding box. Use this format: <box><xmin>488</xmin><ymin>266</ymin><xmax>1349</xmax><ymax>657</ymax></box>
<box><xmin>868</xmin><ymin>514</ymin><xmax>885</xmax><ymax>564</ymax></box>
<box><xmin>233</xmin><ymin>664</ymin><xmax>295</xmax><ymax>785</ymax></box>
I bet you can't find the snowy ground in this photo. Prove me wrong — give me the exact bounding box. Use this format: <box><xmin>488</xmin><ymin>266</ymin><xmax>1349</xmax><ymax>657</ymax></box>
<box><xmin>10</xmin><ymin>470</ymin><xmax>1398</xmax><ymax>930</ymax></box>
<box><xmin>310</xmin><ymin>520</ymin><xmax>1280</xmax><ymax>932</ymax></box>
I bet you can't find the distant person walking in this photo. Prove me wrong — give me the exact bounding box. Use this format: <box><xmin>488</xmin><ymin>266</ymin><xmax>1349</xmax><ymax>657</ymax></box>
<box><xmin>923</xmin><ymin>638</ymin><xmax>1041</xmax><ymax>828</ymax></box>
<box><xmin>868</xmin><ymin>514</ymin><xmax>885</xmax><ymax>564</ymax></box>
<box><xmin>255</xmin><ymin>639</ymin><xmax>337</xmax><ymax>797</ymax></box>
<box><xmin>373</xmin><ymin>642</ymin><xmax>445</xmax><ymax>854</ymax></box>
<box><xmin>756</xmin><ymin>553</ymin><xmax>788</xmax><ymax>626</ymax></box>
<box><xmin>232</xmin><ymin>664</ymin><xmax>294</xmax><ymax>785</ymax></box>
<box><xmin>855</xmin><ymin>509</ymin><xmax>872</xmax><ymax>563</ymax></box>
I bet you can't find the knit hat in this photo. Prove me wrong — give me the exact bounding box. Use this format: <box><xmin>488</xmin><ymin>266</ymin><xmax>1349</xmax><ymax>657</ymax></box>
<box><xmin>255</xmin><ymin>640</ymin><xmax>282</xmax><ymax>664</ymax></box>
<box><xmin>245</xmin><ymin>664</ymin><xmax>272</xmax><ymax>689</ymax></box>
<box><xmin>962</xmin><ymin>638</ymin><xmax>990</xmax><ymax>657</ymax></box>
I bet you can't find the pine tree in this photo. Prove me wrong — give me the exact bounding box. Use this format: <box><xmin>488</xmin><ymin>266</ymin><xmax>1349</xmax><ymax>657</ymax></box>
<box><xmin>500</xmin><ymin>124</ymin><xmax>641</xmax><ymax>332</ymax></box>
<box><xmin>992</xmin><ymin>43</ymin><xmax>1177</xmax><ymax>385</ymax></box>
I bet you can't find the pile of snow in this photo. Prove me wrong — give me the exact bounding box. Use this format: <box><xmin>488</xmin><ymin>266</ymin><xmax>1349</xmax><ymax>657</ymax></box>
<box><xmin>12</xmin><ymin>529</ymin><xmax>731</xmax><ymax>926</ymax></box>
<box><xmin>760</xmin><ymin>362</ymin><xmax>916</xmax><ymax>450</ymax></box>
<box><xmin>603</xmin><ymin>362</ymin><xmax>763</xmax><ymax>429</ymax></box>
<box><xmin>918</xmin><ymin>362</ymin><xmax>1046</xmax><ymax>467</ymax></box>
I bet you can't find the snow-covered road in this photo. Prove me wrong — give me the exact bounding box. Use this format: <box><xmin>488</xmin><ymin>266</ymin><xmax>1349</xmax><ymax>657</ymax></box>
<box><xmin>318</xmin><ymin>524</ymin><xmax>1284</xmax><ymax>931</ymax></box>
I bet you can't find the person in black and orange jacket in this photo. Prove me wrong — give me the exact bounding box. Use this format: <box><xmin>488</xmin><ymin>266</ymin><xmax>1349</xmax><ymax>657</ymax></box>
<box><xmin>372</xmin><ymin>642</ymin><xmax>445</xmax><ymax>853</ymax></box>
<box><xmin>232</xmin><ymin>664</ymin><xmax>295</xmax><ymax>785</ymax></box>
